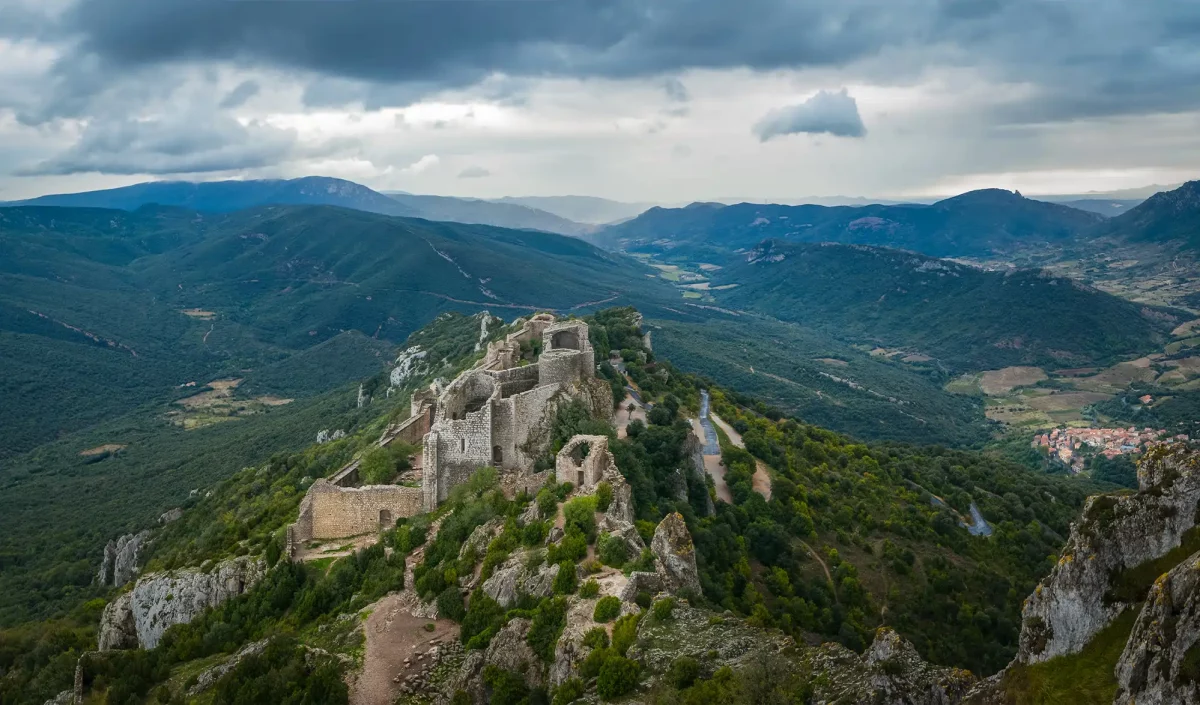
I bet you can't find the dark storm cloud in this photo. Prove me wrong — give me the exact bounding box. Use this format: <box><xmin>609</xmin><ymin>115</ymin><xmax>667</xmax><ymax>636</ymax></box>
<box><xmin>754</xmin><ymin>89</ymin><xmax>866</xmax><ymax>141</ymax></box>
<box><xmin>35</xmin><ymin>0</ymin><xmax>1197</xmax><ymax>122</ymax></box>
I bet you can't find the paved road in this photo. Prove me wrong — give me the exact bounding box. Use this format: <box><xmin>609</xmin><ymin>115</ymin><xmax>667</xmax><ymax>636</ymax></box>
<box><xmin>697</xmin><ymin>389</ymin><xmax>720</xmax><ymax>454</ymax></box>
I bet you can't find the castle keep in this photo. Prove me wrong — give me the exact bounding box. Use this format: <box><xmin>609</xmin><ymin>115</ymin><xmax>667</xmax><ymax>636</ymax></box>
<box><xmin>287</xmin><ymin>314</ymin><xmax>611</xmax><ymax>558</ymax></box>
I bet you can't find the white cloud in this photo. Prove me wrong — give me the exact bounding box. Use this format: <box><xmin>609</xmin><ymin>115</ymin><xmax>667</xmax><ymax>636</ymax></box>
<box><xmin>401</xmin><ymin>154</ymin><xmax>440</xmax><ymax>174</ymax></box>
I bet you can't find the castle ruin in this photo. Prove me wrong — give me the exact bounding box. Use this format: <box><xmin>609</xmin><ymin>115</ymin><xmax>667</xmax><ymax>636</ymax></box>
<box><xmin>287</xmin><ymin>314</ymin><xmax>611</xmax><ymax>558</ymax></box>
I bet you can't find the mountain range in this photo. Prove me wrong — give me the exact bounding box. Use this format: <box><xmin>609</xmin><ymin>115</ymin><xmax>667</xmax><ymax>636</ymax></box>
<box><xmin>589</xmin><ymin>188</ymin><xmax>1106</xmax><ymax>259</ymax></box>
<box><xmin>1</xmin><ymin>177</ymin><xmax>596</xmax><ymax>236</ymax></box>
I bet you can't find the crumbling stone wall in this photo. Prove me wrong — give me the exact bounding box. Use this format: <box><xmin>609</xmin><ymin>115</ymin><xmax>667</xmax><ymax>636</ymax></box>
<box><xmin>556</xmin><ymin>435</ymin><xmax>613</xmax><ymax>488</ymax></box>
<box><xmin>307</xmin><ymin>480</ymin><xmax>423</xmax><ymax>538</ymax></box>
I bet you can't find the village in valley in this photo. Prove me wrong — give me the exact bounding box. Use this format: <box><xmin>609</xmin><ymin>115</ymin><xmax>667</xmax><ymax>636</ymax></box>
<box><xmin>1032</xmin><ymin>424</ymin><xmax>1189</xmax><ymax>473</ymax></box>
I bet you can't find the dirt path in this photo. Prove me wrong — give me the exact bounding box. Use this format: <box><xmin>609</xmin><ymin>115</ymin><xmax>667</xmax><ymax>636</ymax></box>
<box><xmin>613</xmin><ymin>393</ymin><xmax>647</xmax><ymax>439</ymax></box>
<box><xmin>349</xmin><ymin>593</ymin><xmax>459</xmax><ymax>705</ymax></box>
<box><xmin>709</xmin><ymin>413</ymin><xmax>772</xmax><ymax>501</ymax></box>
<box><xmin>798</xmin><ymin>539</ymin><xmax>834</xmax><ymax>595</ymax></box>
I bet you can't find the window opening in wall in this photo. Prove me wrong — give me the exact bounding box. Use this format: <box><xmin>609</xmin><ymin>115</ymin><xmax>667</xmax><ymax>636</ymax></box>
<box><xmin>577</xmin><ymin>470</ymin><xmax>585</xmax><ymax>486</ymax></box>
<box><xmin>460</xmin><ymin>438</ymin><xmax>466</xmax><ymax>453</ymax></box>
<box><xmin>493</xmin><ymin>445</ymin><xmax>503</xmax><ymax>464</ymax></box>
<box><xmin>379</xmin><ymin>509</ymin><xmax>393</xmax><ymax>528</ymax></box>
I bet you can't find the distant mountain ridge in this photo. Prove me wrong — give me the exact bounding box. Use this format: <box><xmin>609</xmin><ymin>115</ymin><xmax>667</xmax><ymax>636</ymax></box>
<box><xmin>489</xmin><ymin>195</ymin><xmax>655</xmax><ymax>224</ymax></box>
<box><xmin>2</xmin><ymin>177</ymin><xmax>593</xmax><ymax>236</ymax></box>
<box><xmin>591</xmin><ymin>188</ymin><xmax>1105</xmax><ymax>259</ymax></box>
<box><xmin>1092</xmin><ymin>180</ymin><xmax>1200</xmax><ymax>247</ymax></box>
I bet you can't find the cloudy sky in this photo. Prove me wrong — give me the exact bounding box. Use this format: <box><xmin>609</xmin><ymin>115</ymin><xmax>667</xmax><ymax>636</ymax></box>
<box><xmin>1</xmin><ymin>0</ymin><xmax>1198</xmax><ymax>202</ymax></box>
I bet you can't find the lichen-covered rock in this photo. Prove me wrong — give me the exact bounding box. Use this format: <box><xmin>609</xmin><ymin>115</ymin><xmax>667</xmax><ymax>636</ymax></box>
<box><xmin>445</xmin><ymin>618</ymin><xmax>546</xmax><ymax>701</ymax></box>
<box><xmin>858</xmin><ymin>628</ymin><xmax>976</xmax><ymax>704</ymax></box>
<box><xmin>629</xmin><ymin>602</ymin><xmax>790</xmax><ymax>674</ymax></box>
<box><xmin>97</xmin><ymin>593</ymin><xmax>137</xmax><ymax>650</ymax></box>
<box><xmin>41</xmin><ymin>690</ymin><xmax>73</xmax><ymax>705</ymax></box>
<box><xmin>98</xmin><ymin>556</ymin><xmax>265</xmax><ymax>650</ymax></box>
<box><xmin>805</xmin><ymin>630</ymin><xmax>974</xmax><ymax>705</ymax></box>
<box><xmin>551</xmin><ymin>597</ymin><xmax>599</xmax><ymax>687</ymax></box>
<box><xmin>481</xmin><ymin>553</ymin><xmax>559</xmax><ymax>608</ymax></box>
<box><xmin>604</xmin><ymin>475</ymin><xmax>636</xmax><ymax>527</ymax></box>
<box><xmin>1017</xmin><ymin>447</ymin><xmax>1200</xmax><ymax>664</ymax></box>
<box><xmin>187</xmin><ymin>639</ymin><xmax>269</xmax><ymax>695</ymax></box>
<box><xmin>459</xmin><ymin>518</ymin><xmax>503</xmax><ymax>561</ymax></box>
<box><xmin>619</xmin><ymin>571</ymin><xmax>662</xmax><ymax>603</ymax></box>
<box><xmin>97</xmin><ymin>530</ymin><xmax>151</xmax><ymax>587</ymax></box>
<box><xmin>159</xmin><ymin>508</ymin><xmax>184</xmax><ymax>525</ymax></box>
<box><xmin>651</xmin><ymin>512</ymin><xmax>701</xmax><ymax>596</ymax></box>
<box><xmin>1113</xmin><ymin>550</ymin><xmax>1200</xmax><ymax>704</ymax></box>
<box><xmin>484</xmin><ymin>618</ymin><xmax>545</xmax><ymax>688</ymax></box>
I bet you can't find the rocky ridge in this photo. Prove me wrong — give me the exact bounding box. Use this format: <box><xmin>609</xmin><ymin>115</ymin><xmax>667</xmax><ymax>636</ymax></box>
<box><xmin>98</xmin><ymin>555</ymin><xmax>265</xmax><ymax>650</ymax></box>
<box><xmin>1016</xmin><ymin>447</ymin><xmax>1200</xmax><ymax>664</ymax></box>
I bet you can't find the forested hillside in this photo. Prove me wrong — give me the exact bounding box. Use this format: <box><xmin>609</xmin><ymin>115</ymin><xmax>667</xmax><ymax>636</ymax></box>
<box><xmin>0</xmin><ymin>204</ymin><xmax>674</xmax><ymax>457</ymax></box>
<box><xmin>711</xmin><ymin>241</ymin><xmax>1178</xmax><ymax>371</ymax></box>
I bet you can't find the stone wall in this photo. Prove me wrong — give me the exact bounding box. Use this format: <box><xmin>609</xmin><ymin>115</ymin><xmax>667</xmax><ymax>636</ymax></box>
<box><xmin>555</xmin><ymin>435</ymin><xmax>613</xmax><ymax>488</ymax></box>
<box><xmin>306</xmin><ymin>480</ymin><xmax>424</xmax><ymax>539</ymax></box>
<box><xmin>493</xmin><ymin>365</ymin><xmax>541</xmax><ymax>399</ymax></box>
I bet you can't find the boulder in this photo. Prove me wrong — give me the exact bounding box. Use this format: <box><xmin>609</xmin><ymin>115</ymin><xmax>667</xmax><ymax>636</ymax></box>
<box><xmin>188</xmin><ymin>639</ymin><xmax>269</xmax><ymax>695</ymax></box>
<box><xmin>551</xmin><ymin>598</ymin><xmax>598</xmax><ymax>687</ymax></box>
<box><xmin>1016</xmin><ymin>448</ymin><xmax>1200</xmax><ymax>664</ymax></box>
<box><xmin>650</xmin><ymin>512</ymin><xmax>701</xmax><ymax>596</ymax></box>
<box><xmin>483</xmin><ymin>618</ymin><xmax>545</xmax><ymax>688</ymax></box>
<box><xmin>481</xmin><ymin>553</ymin><xmax>559</xmax><ymax>608</ymax></box>
<box><xmin>98</xmin><ymin>556</ymin><xmax>265</xmax><ymax>650</ymax></box>
<box><xmin>1114</xmin><ymin>549</ymin><xmax>1200</xmax><ymax>704</ymax></box>
<box><xmin>159</xmin><ymin>508</ymin><xmax>184</xmax><ymax>525</ymax></box>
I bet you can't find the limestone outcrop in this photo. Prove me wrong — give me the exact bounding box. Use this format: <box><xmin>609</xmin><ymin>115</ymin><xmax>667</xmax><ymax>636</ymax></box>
<box><xmin>805</xmin><ymin>628</ymin><xmax>976</xmax><ymax>704</ymax></box>
<box><xmin>1113</xmin><ymin>549</ymin><xmax>1200</xmax><ymax>704</ymax></box>
<box><xmin>651</xmin><ymin>512</ymin><xmax>701</xmax><ymax>596</ymax></box>
<box><xmin>480</xmin><ymin>555</ymin><xmax>559</xmax><ymax>608</ymax></box>
<box><xmin>97</xmin><ymin>531</ymin><xmax>151</xmax><ymax>587</ymax></box>
<box><xmin>1016</xmin><ymin>447</ymin><xmax>1200</xmax><ymax>664</ymax></box>
<box><xmin>98</xmin><ymin>556</ymin><xmax>265</xmax><ymax>650</ymax></box>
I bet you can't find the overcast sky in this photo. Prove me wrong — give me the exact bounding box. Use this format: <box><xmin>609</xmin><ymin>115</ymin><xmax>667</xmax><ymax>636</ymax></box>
<box><xmin>1</xmin><ymin>0</ymin><xmax>1198</xmax><ymax>202</ymax></box>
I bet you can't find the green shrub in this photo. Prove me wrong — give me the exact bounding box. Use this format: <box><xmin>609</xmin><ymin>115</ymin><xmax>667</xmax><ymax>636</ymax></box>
<box><xmin>562</xmin><ymin>496</ymin><xmax>598</xmax><ymax>541</ymax></box>
<box><xmin>597</xmin><ymin>654</ymin><xmax>640</xmax><ymax>700</ymax></box>
<box><xmin>548</xmin><ymin>530</ymin><xmax>587</xmax><ymax>563</ymax></box>
<box><xmin>593</xmin><ymin>596</ymin><xmax>621</xmax><ymax>623</ymax></box>
<box><xmin>451</xmin><ymin>691</ymin><xmax>471</xmax><ymax>705</ymax></box>
<box><xmin>483</xmin><ymin>665</ymin><xmax>529</xmax><ymax>705</ymax></box>
<box><xmin>652</xmin><ymin>597</ymin><xmax>676</xmax><ymax>621</ymax></box>
<box><xmin>360</xmin><ymin>444</ymin><xmax>414</xmax><ymax>485</ymax></box>
<box><xmin>553</xmin><ymin>561</ymin><xmax>578</xmax><ymax>595</ymax></box>
<box><xmin>612</xmin><ymin>613</ymin><xmax>641</xmax><ymax>655</ymax></box>
<box><xmin>582</xmin><ymin>626</ymin><xmax>609</xmax><ymax>649</ymax></box>
<box><xmin>461</xmin><ymin>590</ymin><xmax>506</xmax><ymax>650</ymax></box>
<box><xmin>522</xmin><ymin>521</ymin><xmax>549</xmax><ymax>546</ymax></box>
<box><xmin>579</xmin><ymin>579</ymin><xmax>600</xmax><ymax>598</ymax></box>
<box><xmin>579</xmin><ymin>646</ymin><xmax>612</xmax><ymax>679</ymax></box>
<box><xmin>596</xmin><ymin>533</ymin><xmax>628</xmax><ymax>568</ymax></box>
<box><xmin>635</xmin><ymin>592</ymin><xmax>652</xmax><ymax>609</ymax></box>
<box><xmin>526</xmin><ymin>597</ymin><xmax>568</xmax><ymax>661</ymax></box>
<box><xmin>437</xmin><ymin>587</ymin><xmax>465</xmax><ymax>622</ymax></box>
<box><xmin>552</xmin><ymin>678</ymin><xmax>585</xmax><ymax>705</ymax></box>
<box><xmin>537</xmin><ymin>488</ymin><xmax>558</xmax><ymax>520</ymax></box>
<box><xmin>596</xmin><ymin>482</ymin><xmax>613</xmax><ymax>512</ymax></box>
<box><xmin>666</xmin><ymin>656</ymin><xmax>700</xmax><ymax>689</ymax></box>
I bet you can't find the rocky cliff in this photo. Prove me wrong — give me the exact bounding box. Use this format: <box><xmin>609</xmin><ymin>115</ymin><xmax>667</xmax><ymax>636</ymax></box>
<box><xmin>98</xmin><ymin>556</ymin><xmax>265</xmax><ymax>650</ymax></box>
<box><xmin>97</xmin><ymin>531</ymin><xmax>150</xmax><ymax>587</ymax></box>
<box><xmin>1016</xmin><ymin>447</ymin><xmax>1200</xmax><ymax>664</ymax></box>
<box><xmin>1113</xmin><ymin>548</ymin><xmax>1200</xmax><ymax>704</ymax></box>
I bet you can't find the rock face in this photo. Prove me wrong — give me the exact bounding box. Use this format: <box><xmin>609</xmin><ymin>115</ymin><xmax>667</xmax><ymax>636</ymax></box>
<box><xmin>1016</xmin><ymin>447</ymin><xmax>1200</xmax><ymax>664</ymax></box>
<box><xmin>446</xmin><ymin>618</ymin><xmax>546</xmax><ymax>701</ymax></box>
<box><xmin>806</xmin><ymin>628</ymin><xmax>976</xmax><ymax>705</ymax></box>
<box><xmin>650</xmin><ymin>512</ymin><xmax>701</xmax><ymax>596</ymax></box>
<box><xmin>1114</xmin><ymin>549</ymin><xmax>1200</xmax><ymax>704</ymax></box>
<box><xmin>97</xmin><ymin>531</ymin><xmax>151</xmax><ymax>587</ymax></box>
<box><xmin>98</xmin><ymin>556</ymin><xmax>265</xmax><ymax>650</ymax></box>
<box><xmin>481</xmin><ymin>554</ymin><xmax>559</xmax><ymax>608</ymax></box>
